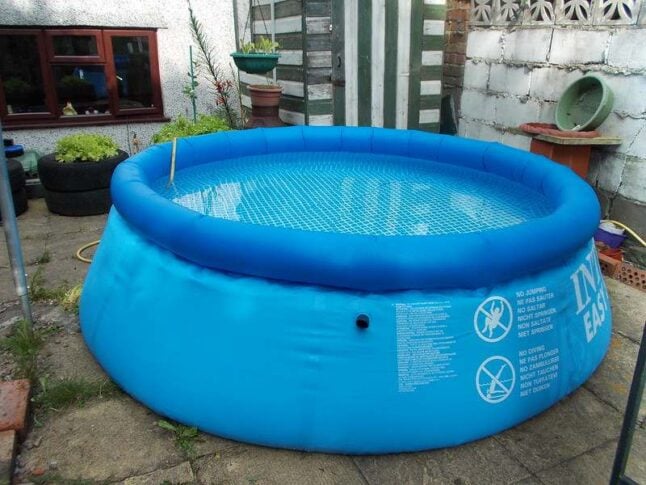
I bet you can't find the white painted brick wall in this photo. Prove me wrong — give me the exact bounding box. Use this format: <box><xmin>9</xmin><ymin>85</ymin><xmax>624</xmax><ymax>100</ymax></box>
<box><xmin>598</xmin><ymin>113</ymin><xmax>646</xmax><ymax>157</ymax></box>
<box><xmin>596</xmin><ymin>153</ymin><xmax>626</xmax><ymax>193</ymax></box>
<box><xmin>459</xmin><ymin>22</ymin><xmax>646</xmax><ymax>213</ymax></box>
<box><xmin>538</xmin><ymin>101</ymin><xmax>557</xmax><ymax>124</ymax></box>
<box><xmin>598</xmin><ymin>73</ymin><xmax>646</xmax><ymax>116</ymax></box>
<box><xmin>607</xmin><ymin>30</ymin><xmax>646</xmax><ymax>70</ymax></box>
<box><xmin>503</xmin><ymin>29</ymin><xmax>552</xmax><ymax>63</ymax></box>
<box><xmin>488</xmin><ymin>64</ymin><xmax>531</xmax><ymax>96</ymax></box>
<box><xmin>549</xmin><ymin>30</ymin><xmax>611</xmax><ymax>64</ymax></box>
<box><xmin>621</xmin><ymin>158</ymin><xmax>646</xmax><ymax>201</ymax></box>
<box><xmin>502</xmin><ymin>132</ymin><xmax>531</xmax><ymax>151</ymax></box>
<box><xmin>461</xmin><ymin>120</ymin><xmax>503</xmax><ymax>142</ymax></box>
<box><xmin>466</xmin><ymin>30</ymin><xmax>503</xmax><ymax>60</ymax></box>
<box><xmin>529</xmin><ymin>67</ymin><xmax>583</xmax><ymax>101</ymax></box>
<box><xmin>493</xmin><ymin>96</ymin><xmax>541</xmax><ymax>127</ymax></box>
<box><xmin>463</xmin><ymin>61</ymin><xmax>490</xmax><ymax>89</ymax></box>
<box><xmin>460</xmin><ymin>89</ymin><xmax>497</xmax><ymax>122</ymax></box>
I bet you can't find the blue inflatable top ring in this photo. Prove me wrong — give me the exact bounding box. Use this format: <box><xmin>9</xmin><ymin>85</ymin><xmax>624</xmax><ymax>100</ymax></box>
<box><xmin>111</xmin><ymin>126</ymin><xmax>600</xmax><ymax>292</ymax></box>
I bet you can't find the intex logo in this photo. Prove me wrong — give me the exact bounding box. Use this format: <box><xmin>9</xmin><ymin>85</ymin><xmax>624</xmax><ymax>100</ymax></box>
<box><xmin>570</xmin><ymin>245</ymin><xmax>608</xmax><ymax>343</ymax></box>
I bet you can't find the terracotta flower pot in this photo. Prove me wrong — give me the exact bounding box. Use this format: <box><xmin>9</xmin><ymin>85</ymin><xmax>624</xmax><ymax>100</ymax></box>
<box><xmin>247</xmin><ymin>84</ymin><xmax>284</xmax><ymax>128</ymax></box>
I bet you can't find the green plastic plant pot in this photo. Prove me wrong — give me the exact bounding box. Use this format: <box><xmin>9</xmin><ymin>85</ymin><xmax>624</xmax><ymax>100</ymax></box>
<box><xmin>231</xmin><ymin>52</ymin><xmax>280</xmax><ymax>75</ymax></box>
<box><xmin>555</xmin><ymin>74</ymin><xmax>614</xmax><ymax>131</ymax></box>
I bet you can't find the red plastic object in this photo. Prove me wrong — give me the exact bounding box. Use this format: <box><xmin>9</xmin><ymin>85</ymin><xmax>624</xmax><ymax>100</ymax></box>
<box><xmin>520</xmin><ymin>122</ymin><xmax>600</xmax><ymax>138</ymax></box>
<box><xmin>529</xmin><ymin>139</ymin><xmax>591</xmax><ymax>178</ymax></box>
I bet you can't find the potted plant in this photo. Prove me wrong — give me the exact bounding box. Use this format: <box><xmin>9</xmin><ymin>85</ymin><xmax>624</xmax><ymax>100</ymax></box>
<box><xmin>151</xmin><ymin>114</ymin><xmax>230</xmax><ymax>144</ymax></box>
<box><xmin>37</xmin><ymin>133</ymin><xmax>128</xmax><ymax>216</ymax></box>
<box><xmin>231</xmin><ymin>36</ymin><xmax>280</xmax><ymax>74</ymax></box>
<box><xmin>231</xmin><ymin>37</ymin><xmax>283</xmax><ymax>127</ymax></box>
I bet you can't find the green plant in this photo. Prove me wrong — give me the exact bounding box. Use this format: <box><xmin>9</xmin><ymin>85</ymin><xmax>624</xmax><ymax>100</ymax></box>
<box><xmin>240</xmin><ymin>36</ymin><xmax>279</xmax><ymax>54</ymax></box>
<box><xmin>157</xmin><ymin>419</ymin><xmax>200</xmax><ymax>458</ymax></box>
<box><xmin>58</xmin><ymin>75</ymin><xmax>92</xmax><ymax>89</ymax></box>
<box><xmin>1</xmin><ymin>319</ymin><xmax>43</xmax><ymax>381</ymax></box>
<box><xmin>3</xmin><ymin>77</ymin><xmax>33</xmax><ymax>98</ymax></box>
<box><xmin>34</xmin><ymin>250</ymin><xmax>51</xmax><ymax>265</ymax></box>
<box><xmin>55</xmin><ymin>133</ymin><xmax>119</xmax><ymax>163</ymax></box>
<box><xmin>151</xmin><ymin>114</ymin><xmax>230</xmax><ymax>143</ymax></box>
<box><xmin>29</xmin><ymin>267</ymin><xmax>70</xmax><ymax>304</ymax></box>
<box><xmin>61</xmin><ymin>284</ymin><xmax>82</xmax><ymax>314</ymax></box>
<box><xmin>183</xmin><ymin>46</ymin><xmax>199</xmax><ymax>122</ymax></box>
<box><xmin>34</xmin><ymin>377</ymin><xmax>120</xmax><ymax>412</ymax></box>
<box><xmin>188</xmin><ymin>0</ymin><xmax>240</xmax><ymax>128</ymax></box>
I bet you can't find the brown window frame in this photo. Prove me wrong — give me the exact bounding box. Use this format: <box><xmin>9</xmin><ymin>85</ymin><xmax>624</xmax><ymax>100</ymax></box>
<box><xmin>0</xmin><ymin>27</ymin><xmax>165</xmax><ymax>129</ymax></box>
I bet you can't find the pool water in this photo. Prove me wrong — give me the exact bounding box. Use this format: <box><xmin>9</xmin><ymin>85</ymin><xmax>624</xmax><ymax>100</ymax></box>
<box><xmin>153</xmin><ymin>151</ymin><xmax>552</xmax><ymax>237</ymax></box>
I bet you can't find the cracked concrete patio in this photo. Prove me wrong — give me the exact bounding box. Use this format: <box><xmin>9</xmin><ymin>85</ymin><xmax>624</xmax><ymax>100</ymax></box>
<box><xmin>1</xmin><ymin>199</ymin><xmax>644</xmax><ymax>484</ymax></box>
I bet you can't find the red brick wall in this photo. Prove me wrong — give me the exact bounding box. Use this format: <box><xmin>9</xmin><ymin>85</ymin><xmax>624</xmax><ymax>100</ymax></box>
<box><xmin>443</xmin><ymin>0</ymin><xmax>470</xmax><ymax>118</ymax></box>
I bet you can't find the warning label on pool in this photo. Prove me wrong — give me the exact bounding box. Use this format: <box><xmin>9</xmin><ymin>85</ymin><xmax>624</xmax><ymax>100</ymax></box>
<box><xmin>395</xmin><ymin>301</ymin><xmax>457</xmax><ymax>393</ymax></box>
<box><xmin>515</xmin><ymin>287</ymin><xmax>557</xmax><ymax>339</ymax></box>
<box><xmin>518</xmin><ymin>345</ymin><xmax>560</xmax><ymax>397</ymax></box>
<box><xmin>515</xmin><ymin>286</ymin><xmax>560</xmax><ymax>398</ymax></box>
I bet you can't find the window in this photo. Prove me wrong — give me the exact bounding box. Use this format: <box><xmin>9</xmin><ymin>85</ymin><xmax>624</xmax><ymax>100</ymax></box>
<box><xmin>0</xmin><ymin>28</ymin><xmax>164</xmax><ymax>128</ymax></box>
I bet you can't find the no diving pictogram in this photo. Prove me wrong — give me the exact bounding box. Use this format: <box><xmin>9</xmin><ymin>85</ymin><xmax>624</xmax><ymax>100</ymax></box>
<box><xmin>476</xmin><ymin>356</ymin><xmax>516</xmax><ymax>404</ymax></box>
<box><xmin>474</xmin><ymin>296</ymin><xmax>513</xmax><ymax>343</ymax></box>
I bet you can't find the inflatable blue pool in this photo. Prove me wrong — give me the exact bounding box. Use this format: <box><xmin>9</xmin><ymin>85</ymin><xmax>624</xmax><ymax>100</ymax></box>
<box><xmin>81</xmin><ymin>126</ymin><xmax>611</xmax><ymax>454</ymax></box>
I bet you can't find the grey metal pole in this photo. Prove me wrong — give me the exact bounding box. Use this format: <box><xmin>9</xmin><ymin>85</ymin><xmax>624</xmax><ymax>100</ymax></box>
<box><xmin>0</xmin><ymin>122</ymin><xmax>33</xmax><ymax>325</ymax></box>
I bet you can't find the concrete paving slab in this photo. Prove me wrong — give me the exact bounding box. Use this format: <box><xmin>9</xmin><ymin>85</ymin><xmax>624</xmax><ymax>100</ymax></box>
<box><xmin>510</xmin><ymin>477</ymin><xmax>544</xmax><ymax>484</ymax></box>
<box><xmin>39</xmin><ymin>331</ymin><xmax>107</xmax><ymax>382</ymax></box>
<box><xmin>121</xmin><ymin>461</ymin><xmax>195</xmax><ymax>484</ymax></box>
<box><xmin>495</xmin><ymin>388</ymin><xmax>621</xmax><ymax>474</ymax></box>
<box><xmin>354</xmin><ymin>437</ymin><xmax>531</xmax><ymax>484</ymax></box>
<box><xmin>20</xmin><ymin>398</ymin><xmax>183</xmax><ymax>482</ymax></box>
<box><xmin>605</xmin><ymin>278</ymin><xmax>646</xmax><ymax>344</ymax></box>
<box><xmin>0</xmin><ymin>430</ymin><xmax>16</xmax><ymax>483</ymax></box>
<box><xmin>193</xmin><ymin>446</ymin><xmax>367</xmax><ymax>485</ymax></box>
<box><xmin>585</xmin><ymin>333</ymin><xmax>645</xmax><ymax>424</ymax></box>
<box><xmin>537</xmin><ymin>428</ymin><xmax>646</xmax><ymax>485</ymax></box>
<box><xmin>192</xmin><ymin>431</ymin><xmax>244</xmax><ymax>459</ymax></box>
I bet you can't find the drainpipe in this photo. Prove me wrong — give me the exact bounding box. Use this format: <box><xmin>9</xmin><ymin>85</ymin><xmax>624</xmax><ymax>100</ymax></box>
<box><xmin>0</xmin><ymin>122</ymin><xmax>33</xmax><ymax>326</ymax></box>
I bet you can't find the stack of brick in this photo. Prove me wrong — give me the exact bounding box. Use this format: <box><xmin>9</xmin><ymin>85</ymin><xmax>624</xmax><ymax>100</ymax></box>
<box><xmin>0</xmin><ymin>380</ymin><xmax>30</xmax><ymax>482</ymax></box>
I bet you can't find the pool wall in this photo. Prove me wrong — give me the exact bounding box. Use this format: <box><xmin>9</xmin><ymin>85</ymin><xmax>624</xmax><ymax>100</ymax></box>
<box><xmin>81</xmin><ymin>210</ymin><xmax>611</xmax><ymax>454</ymax></box>
<box><xmin>110</xmin><ymin>127</ymin><xmax>600</xmax><ymax>291</ymax></box>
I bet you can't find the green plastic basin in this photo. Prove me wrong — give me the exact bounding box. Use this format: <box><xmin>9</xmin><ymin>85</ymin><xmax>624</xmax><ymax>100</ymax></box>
<box><xmin>231</xmin><ymin>52</ymin><xmax>280</xmax><ymax>75</ymax></box>
<box><xmin>555</xmin><ymin>74</ymin><xmax>614</xmax><ymax>131</ymax></box>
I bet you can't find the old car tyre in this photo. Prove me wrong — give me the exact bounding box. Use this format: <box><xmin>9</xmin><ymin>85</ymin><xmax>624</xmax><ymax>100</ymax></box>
<box><xmin>43</xmin><ymin>187</ymin><xmax>112</xmax><ymax>217</ymax></box>
<box><xmin>0</xmin><ymin>187</ymin><xmax>28</xmax><ymax>221</ymax></box>
<box><xmin>37</xmin><ymin>150</ymin><xmax>128</xmax><ymax>192</ymax></box>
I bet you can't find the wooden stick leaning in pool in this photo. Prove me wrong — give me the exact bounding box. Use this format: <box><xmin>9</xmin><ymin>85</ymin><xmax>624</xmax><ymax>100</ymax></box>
<box><xmin>167</xmin><ymin>137</ymin><xmax>177</xmax><ymax>188</ymax></box>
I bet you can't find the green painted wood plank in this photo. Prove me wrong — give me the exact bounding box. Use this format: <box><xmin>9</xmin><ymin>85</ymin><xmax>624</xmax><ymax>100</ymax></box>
<box><xmin>253</xmin><ymin>0</ymin><xmax>303</xmax><ymax>21</ymax></box>
<box><xmin>423</xmin><ymin>5</ymin><xmax>447</xmax><ymax>19</ymax></box>
<box><xmin>407</xmin><ymin>0</ymin><xmax>424</xmax><ymax>129</ymax></box>
<box><xmin>309</xmin><ymin>99</ymin><xmax>334</xmax><ymax>115</ymax></box>
<box><xmin>331</xmin><ymin>0</ymin><xmax>345</xmax><ymax>126</ymax></box>
<box><xmin>276</xmin><ymin>66</ymin><xmax>305</xmax><ymax>82</ymax></box>
<box><xmin>306</xmin><ymin>34</ymin><xmax>332</xmax><ymax>52</ymax></box>
<box><xmin>419</xmin><ymin>95</ymin><xmax>442</xmax><ymax>109</ymax></box>
<box><xmin>357</xmin><ymin>0</ymin><xmax>372</xmax><ymax>126</ymax></box>
<box><xmin>305</xmin><ymin>0</ymin><xmax>331</xmax><ymax>17</ymax></box>
<box><xmin>383</xmin><ymin>0</ymin><xmax>398</xmax><ymax>128</ymax></box>
<box><xmin>263</xmin><ymin>33</ymin><xmax>303</xmax><ymax>50</ymax></box>
<box><xmin>302</xmin><ymin>8</ymin><xmax>309</xmax><ymax>124</ymax></box>
<box><xmin>421</xmin><ymin>35</ymin><xmax>444</xmax><ymax>50</ymax></box>
<box><xmin>280</xmin><ymin>95</ymin><xmax>306</xmax><ymax>113</ymax></box>
<box><xmin>418</xmin><ymin>122</ymin><xmax>440</xmax><ymax>132</ymax></box>
<box><xmin>304</xmin><ymin>67</ymin><xmax>331</xmax><ymax>84</ymax></box>
<box><xmin>420</xmin><ymin>65</ymin><xmax>443</xmax><ymax>80</ymax></box>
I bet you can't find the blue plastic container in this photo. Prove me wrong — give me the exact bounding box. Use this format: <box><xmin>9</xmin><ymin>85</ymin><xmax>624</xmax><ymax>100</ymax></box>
<box><xmin>81</xmin><ymin>127</ymin><xmax>611</xmax><ymax>454</ymax></box>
